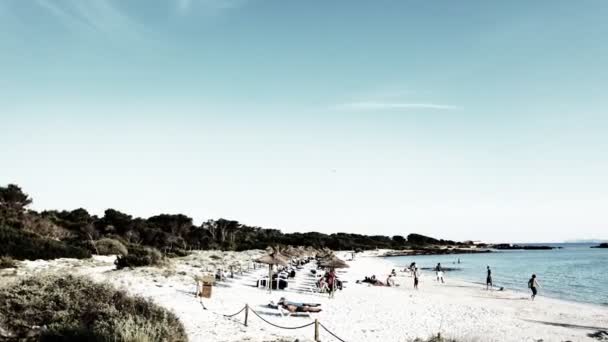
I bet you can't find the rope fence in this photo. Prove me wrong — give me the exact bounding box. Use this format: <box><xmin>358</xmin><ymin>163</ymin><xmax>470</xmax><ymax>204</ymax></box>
<box><xmin>209</xmin><ymin>302</ymin><xmax>347</xmax><ymax>341</ymax></box>
<box><xmin>320</xmin><ymin>322</ymin><xmax>347</xmax><ymax>342</ymax></box>
<box><xmin>222</xmin><ymin>305</ymin><xmax>247</xmax><ymax>318</ymax></box>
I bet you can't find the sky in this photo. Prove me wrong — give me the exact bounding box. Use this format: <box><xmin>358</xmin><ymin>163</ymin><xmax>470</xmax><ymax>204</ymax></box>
<box><xmin>1</xmin><ymin>0</ymin><xmax>607</xmax><ymax>243</ymax></box>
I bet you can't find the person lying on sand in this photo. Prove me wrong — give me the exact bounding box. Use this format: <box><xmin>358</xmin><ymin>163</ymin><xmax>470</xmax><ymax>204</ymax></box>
<box><xmin>269</xmin><ymin>297</ymin><xmax>322</xmax><ymax>313</ymax></box>
<box><xmin>356</xmin><ymin>276</ymin><xmax>385</xmax><ymax>286</ymax></box>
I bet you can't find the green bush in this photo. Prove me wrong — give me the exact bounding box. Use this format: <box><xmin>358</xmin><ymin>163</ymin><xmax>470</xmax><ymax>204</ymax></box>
<box><xmin>95</xmin><ymin>238</ymin><xmax>128</xmax><ymax>256</ymax></box>
<box><xmin>0</xmin><ymin>256</ymin><xmax>16</xmax><ymax>269</ymax></box>
<box><xmin>0</xmin><ymin>225</ymin><xmax>91</xmax><ymax>260</ymax></box>
<box><xmin>165</xmin><ymin>248</ymin><xmax>189</xmax><ymax>258</ymax></box>
<box><xmin>0</xmin><ymin>274</ymin><xmax>187</xmax><ymax>341</ymax></box>
<box><xmin>115</xmin><ymin>246</ymin><xmax>164</xmax><ymax>269</ymax></box>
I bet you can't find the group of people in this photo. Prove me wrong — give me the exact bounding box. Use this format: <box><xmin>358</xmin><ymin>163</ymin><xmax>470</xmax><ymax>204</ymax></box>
<box><xmin>486</xmin><ymin>265</ymin><xmax>542</xmax><ymax>300</ymax></box>
<box><xmin>315</xmin><ymin>269</ymin><xmax>343</xmax><ymax>295</ymax></box>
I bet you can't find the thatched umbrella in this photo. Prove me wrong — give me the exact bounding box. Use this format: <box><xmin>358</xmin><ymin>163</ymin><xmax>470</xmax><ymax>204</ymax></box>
<box><xmin>283</xmin><ymin>246</ymin><xmax>301</xmax><ymax>259</ymax></box>
<box><xmin>255</xmin><ymin>247</ymin><xmax>289</xmax><ymax>293</ymax></box>
<box><xmin>319</xmin><ymin>257</ymin><xmax>349</xmax><ymax>269</ymax></box>
<box><xmin>297</xmin><ymin>246</ymin><xmax>307</xmax><ymax>257</ymax></box>
<box><xmin>319</xmin><ymin>256</ymin><xmax>349</xmax><ymax>297</ymax></box>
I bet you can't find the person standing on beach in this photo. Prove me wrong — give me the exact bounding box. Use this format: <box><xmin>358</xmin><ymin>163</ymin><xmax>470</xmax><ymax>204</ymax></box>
<box><xmin>413</xmin><ymin>267</ymin><xmax>420</xmax><ymax>290</ymax></box>
<box><xmin>528</xmin><ymin>274</ymin><xmax>541</xmax><ymax>300</ymax></box>
<box><xmin>435</xmin><ymin>263</ymin><xmax>444</xmax><ymax>283</ymax></box>
<box><xmin>486</xmin><ymin>266</ymin><xmax>493</xmax><ymax>290</ymax></box>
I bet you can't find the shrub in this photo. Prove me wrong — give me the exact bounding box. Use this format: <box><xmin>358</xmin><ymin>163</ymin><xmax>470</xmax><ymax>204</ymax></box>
<box><xmin>0</xmin><ymin>225</ymin><xmax>91</xmax><ymax>260</ymax></box>
<box><xmin>165</xmin><ymin>248</ymin><xmax>189</xmax><ymax>258</ymax></box>
<box><xmin>95</xmin><ymin>238</ymin><xmax>128</xmax><ymax>256</ymax></box>
<box><xmin>115</xmin><ymin>246</ymin><xmax>164</xmax><ymax>269</ymax></box>
<box><xmin>0</xmin><ymin>274</ymin><xmax>187</xmax><ymax>341</ymax></box>
<box><xmin>0</xmin><ymin>256</ymin><xmax>16</xmax><ymax>269</ymax></box>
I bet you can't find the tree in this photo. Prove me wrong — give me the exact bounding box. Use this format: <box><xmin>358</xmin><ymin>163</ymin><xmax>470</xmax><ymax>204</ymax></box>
<box><xmin>0</xmin><ymin>184</ymin><xmax>32</xmax><ymax>212</ymax></box>
<box><xmin>0</xmin><ymin>184</ymin><xmax>32</xmax><ymax>228</ymax></box>
<box><xmin>392</xmin><ymin>235</ymin><xmax>406</xmax><ymax>245</ymax></box>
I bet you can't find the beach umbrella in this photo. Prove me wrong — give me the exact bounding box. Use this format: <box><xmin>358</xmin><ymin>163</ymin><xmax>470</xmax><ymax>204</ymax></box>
<box><xmin>318</xmin><ymin>256</ymin><xmax>349</xmax><ymax>298</ymax></box>
<box><xmin>255</xmin><ymin>246</ymin><xmax>289</xmax><ymax>293</ymax></box>
<box><xmin>319</xmin><ymin>257</ymin><xmax>349</xmax><ymax>269</ymax></box>
<box><xmin>283</xmin><ymin>246</ymin><xmax>301</xmax><ymax>259</ymax></box>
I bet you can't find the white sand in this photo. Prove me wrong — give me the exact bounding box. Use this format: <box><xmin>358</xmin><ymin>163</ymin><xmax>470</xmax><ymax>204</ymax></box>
<box><xmin>5</xmin><ymin>251</ymin><xmax>608</xmax><ymax>342</ymax></box>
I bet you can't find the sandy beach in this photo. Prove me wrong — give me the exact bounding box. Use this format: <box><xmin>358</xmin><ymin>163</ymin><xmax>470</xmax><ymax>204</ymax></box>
<box><xmin>4</xmin><ymin>251</ymin><xmax>607</xmax><ymax>342</ymax></box>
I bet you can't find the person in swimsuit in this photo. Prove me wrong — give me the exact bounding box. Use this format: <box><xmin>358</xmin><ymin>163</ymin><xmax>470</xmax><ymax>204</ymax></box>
<box><xmin>486</xmin><ymin>266</ymin><xmax>493</xmax><ymax>290</ymax></box>
<box><xmin>528</xmin><ymin>274</ymin><xmax>541</xmax><ymax>300</ymax></box>
<box><xmin>413</xmin><ymin>267</ymin><xmax>420</xmax><ymax>290</ymax></box>
<box><xmin>435</xmin><ymin>263</ymin><xmax>444</xmax><ymax>283</ymax></box>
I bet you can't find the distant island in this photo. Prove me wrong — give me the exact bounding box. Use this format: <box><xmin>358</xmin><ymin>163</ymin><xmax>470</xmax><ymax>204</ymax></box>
<box><xmin>490</xmin><ymin>244</ymin><xmax>558</xmax><ymax>250</ymax></box>
<box><xmin>383</xmin><ymin>247</ymin><xmax>492</xmax><ymax>257</ymax></box>
<box><xmin>591</xmin><ymin>243</ymin><xmax>608</xmax><ymax>249</ymax></box>
<box><xmin>565</xmin><ymin>239</ymin><xmax>608</xmax><ymax>243</ymax></box>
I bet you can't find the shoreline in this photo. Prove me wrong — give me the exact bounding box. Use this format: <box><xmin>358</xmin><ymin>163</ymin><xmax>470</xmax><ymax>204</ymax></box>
<box><xmin>4</xmin><ymin>250</ymin><xmax>608</xmax><ymax>341</ymax></box>
<box><xmin>373</xmin><ymin>248</ymin><xmax>608</xmax><ymax>308</ymax></box>
<box><xmin>374</xmin><ymin>253</ymin><xmax>608</xmax><ymax>310</ymax></box>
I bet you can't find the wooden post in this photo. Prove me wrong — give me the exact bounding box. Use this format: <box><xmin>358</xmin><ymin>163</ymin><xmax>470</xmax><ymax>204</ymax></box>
<box><xmin>314</xmin><ymin>318</ymin><xmax>320</xmax><ymax>341</ymax></box>
<box><xmin>268</xmin><ymin>264</ymin><xmax>273</xmax><ymax>293</ymax></box>
<box><xmin>244</xmin><ymin>304</ymin><xmax>249</xmax><ymax>327</ymax></box>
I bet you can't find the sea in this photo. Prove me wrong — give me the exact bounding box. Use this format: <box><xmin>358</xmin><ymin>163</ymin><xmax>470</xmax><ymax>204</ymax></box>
<box><xmin>385</xmin><ymin>243</ymin><xmax>608</xmax><ymax>306</ymax></box>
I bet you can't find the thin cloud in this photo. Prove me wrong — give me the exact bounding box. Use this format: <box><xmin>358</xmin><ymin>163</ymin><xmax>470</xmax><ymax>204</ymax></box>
<box><xmin>35</xmin><ymin>0</ymin><xmax>142</xmax><ymax>40</ymax></box>
<box><xmin>175</xmin><ymin>0</ymin><xmax>250</xmax><ymax>16</ymax></box>
<box><xmin>334</xmin><ymin>101</ymin><xmax>461</xmax><ymax>111</ymax></box>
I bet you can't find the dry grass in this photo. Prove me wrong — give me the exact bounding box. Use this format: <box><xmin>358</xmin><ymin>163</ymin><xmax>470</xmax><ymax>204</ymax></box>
<box><xmin>0</xmin><ymin>256</ymin><xmax>16</xmax><ymax>269</ymax></box>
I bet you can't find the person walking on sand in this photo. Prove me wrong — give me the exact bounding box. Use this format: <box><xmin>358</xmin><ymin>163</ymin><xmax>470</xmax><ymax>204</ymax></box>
<box><xmin>528</xmin><ymin>274</ymin><xmax>541</xmax><ymax>300</ymax></box>
<box><xmin>413</xmin><ymin>267</ymin><xmax>420</xmax><ymax>290</ymax></box>
<box><xmin>486</xmin><ymin>266</ymin><xmax>493</xmax><ymax>290</ymax></box>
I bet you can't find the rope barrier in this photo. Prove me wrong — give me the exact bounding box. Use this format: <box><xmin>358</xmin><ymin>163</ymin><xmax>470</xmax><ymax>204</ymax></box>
<box><xmin>320</xmin><ymin>322</ymin><xmax>347</xmax><ymax>342</ymax></box>
<box><xmin>248</xmin><ymin>307</ymin><xmax>316</xmax><ymax>330</ymax></box>
<box><xmin>198</xmin><ymin>297</ymin><xmax>347</xmax><ymax>341</ymax></box>
<box><xmin>222</xmin><ymin>305</ymin><xmax>247</xmax><ymax>318</ymax></box>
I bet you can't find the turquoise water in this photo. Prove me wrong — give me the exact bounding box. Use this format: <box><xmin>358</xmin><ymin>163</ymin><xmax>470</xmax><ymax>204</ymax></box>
<box><xmin>385</xmin><ymin>243</ymin><xmax>608</xmax><ymax>305</ymax></box>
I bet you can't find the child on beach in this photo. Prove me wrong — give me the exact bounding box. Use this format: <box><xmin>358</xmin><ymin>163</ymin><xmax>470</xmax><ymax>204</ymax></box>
<box><xmin>413</xmin><ymin>268</ymin><xmax>420</xmax><ymax>290</ymax></box>
<box><xmin>528</xmin><ymin>274</ymin><xmax>541</xmax><ymax>300</ymax></box>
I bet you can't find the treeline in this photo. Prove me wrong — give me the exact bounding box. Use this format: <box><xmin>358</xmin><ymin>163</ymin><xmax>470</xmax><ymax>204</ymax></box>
<box><xmin>0</xmin><ymin>184</ymin><xmax>465</xmax><ymax>261</ymax></box>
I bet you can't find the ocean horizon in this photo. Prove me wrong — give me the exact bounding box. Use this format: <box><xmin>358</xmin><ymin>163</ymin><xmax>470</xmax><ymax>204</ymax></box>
<box><xmin>386</xmin><ymin>243</ymin><xmax>608</xmax><ymax>306</ymax></box>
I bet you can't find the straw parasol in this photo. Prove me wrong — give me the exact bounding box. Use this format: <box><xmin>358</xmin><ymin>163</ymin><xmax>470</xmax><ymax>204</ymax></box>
<box><xmin>283</xmin><ymin>246</ymin><xmax>301</xmax><ymax>259</ymax></box>
<box><xmin>318</xmin><ymin>256</ymin><xmax>349</xmax><ymax>298</ymax></box>
<box><xmin>255</xmin><ymin>246</ymin><xmax>289</xmax><ymax>293</ymax></box>
<box><xmin>318</xmin><ymin>256</ymin><xmax>349</xmax><ymax>269</ymax></box>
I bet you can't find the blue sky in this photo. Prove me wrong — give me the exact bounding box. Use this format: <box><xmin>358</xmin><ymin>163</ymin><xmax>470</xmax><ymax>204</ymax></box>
<box><xmin>1</xmin><ymin>0</ymin><xmax>607</xmax><ymax>242</ymax></box>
